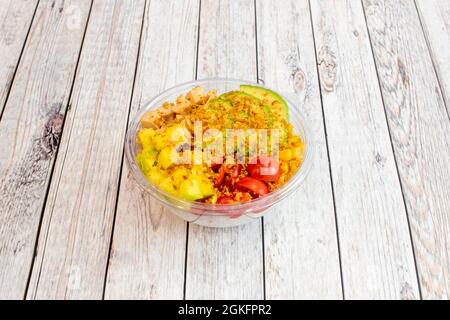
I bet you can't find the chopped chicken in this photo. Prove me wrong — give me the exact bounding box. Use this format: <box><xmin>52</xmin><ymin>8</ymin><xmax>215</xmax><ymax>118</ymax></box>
<box><xmin>186</xmin><ymin>86</ymin><xmax>204</xmax><ymax>104</ymax></box>
<box><xmin>140</xmin><ymin>87</ymin><xmax>216</xmax><ymax>129</ymax></box>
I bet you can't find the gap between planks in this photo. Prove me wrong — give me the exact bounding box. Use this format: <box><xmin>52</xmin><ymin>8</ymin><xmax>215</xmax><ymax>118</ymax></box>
<box><xmin>0</xmin><ymin>0</ymin><xmax>93</xmax><ymax>300</ymax></box>
<box><xmin>26</xmin><ymin>0</ymin><xmax>146</xmax><ymax>299</ymax></box>
<box><xmin>0</xmin><ymin>0</ymin><xmax>40</xmax><ymax>121</ymax></box>
<box><xmin>101</xmin><ymin>0</ymin><xmax>148</xmax><ymax>300</ymax></box>
<box><xmin>24</xmin><ymin>0</ymin><xmax>95</xmax><ymax>300</ymax></box>
<box><xmin>360</xmin><ymin>0</ymin><xmax>423</xmax><ymax>299</ymax></box>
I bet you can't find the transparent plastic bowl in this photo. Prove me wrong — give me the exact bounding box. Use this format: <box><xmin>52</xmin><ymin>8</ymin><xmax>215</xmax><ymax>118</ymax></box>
<box><xmin>125</xmin><ymin>79</ymin><xmax>313</xmax><ymax>227</ymax></box>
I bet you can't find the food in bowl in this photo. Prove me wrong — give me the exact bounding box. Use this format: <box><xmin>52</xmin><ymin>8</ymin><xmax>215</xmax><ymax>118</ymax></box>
<box><xmin>135</xmin><ymin>85</ymin><xmax>304</xmax><ymax>205</ymax></box>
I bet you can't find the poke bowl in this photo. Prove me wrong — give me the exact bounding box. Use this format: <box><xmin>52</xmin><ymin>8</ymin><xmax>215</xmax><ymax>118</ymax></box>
<box><xmin>125</xmin><ymin>79</ymin><xmax>313</xmax><ymax>227</ymax></box>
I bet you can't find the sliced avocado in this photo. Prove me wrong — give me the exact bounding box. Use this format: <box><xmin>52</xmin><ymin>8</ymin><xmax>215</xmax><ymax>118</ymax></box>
<box><xmin>263</xmin><ymin>104</ymin><xmax>274</xmax><ymax>127</ymax></box>
<box><xmin>218</xmin><ymin>90</ymin><xmax>275</xmax><ymax>128</ymax></box>
<box><xmin>218</xmin><ymin>91</ymin><xmax>261</xmax><ymax>117</ymax></box>
<box><xmin>207</xmin><ymin>97</ymin><xmax>232</xmax><ymax>111</ymax></box>
<box><xmin>218</xmin><ymin>90</ymin><xmax>260</xmax><ymax>104</ymax></box>
<box><xmin>272</xmin><ymin>120</ymin><xmax>288</xmax><ymax>143</ymax></box>
<box><xmin>240</xmin><ymin>85</ymin><xmax>289</xmax><ymax>120</ymax></box>
<box><xmin>207</xmin><ymin>97</ymin><xmax>234</xmax><ymax>127</ymax></box>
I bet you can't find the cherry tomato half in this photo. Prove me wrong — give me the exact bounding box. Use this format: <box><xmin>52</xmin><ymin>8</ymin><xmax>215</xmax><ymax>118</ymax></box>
<box><xmin>210</xmin><ymin>157</ymin><xmax>223</xmax><ymax>172</ymax></box>
<box><xmin>228</xmin><ymin>164</ymin><xmax>242</xmax><ymax>179</ymax></box>
<box><xmin>211</xmin><ymin>163</ymin><xmax>222</xmax><ymax>172</ymax></box>
<box><xmin>236</xmin><ymin>192</ymin><xmax>253</xmax><ymax>202</ymax></box>
<box><xmin>217</xmin><ymin>195</ymin><xmax>235</xmax><ymax>205</ymax></box>
<box><xmin>216</xmin><ymin>195</ymin><xmax>246</xmax><ymax>219</ymax></box>
<box><xmin>235</xmin><ymin>177</ymin><xmax>269</xmax><ymax>197</ymax></box>
<box><xmin>214</xmin><ymin>165</ymin><xmax>225</xmax><ymax>187</ymax></box>
<box><xmin>247</xmin><ymin>156</ymin><xmax>281</xmax><ymax>182</ymax></box>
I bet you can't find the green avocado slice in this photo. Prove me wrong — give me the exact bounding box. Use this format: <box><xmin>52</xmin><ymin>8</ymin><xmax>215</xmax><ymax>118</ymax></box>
<box><xmin>207</xmin><ymin>97</ymin><xmax>232</xmax><ymax>111</ymax></box>
<box><xmin>239</xmin><ymin>85</ymin><xmax>289</xmax><ymax>120</ymax></box>
<box><xmin>207</xmin><ymin>97</ymin><xmax>234</xmax><ymax>127</ymax></box>
<box><xmin>218</xmin><ymin>90</ymin><xmax>275</xmax><ymax>128</ymax></box>
<box><xmin>218</xmin><ymin>90</ymin><xmax>260</xmax><ymax>105</ymax></box>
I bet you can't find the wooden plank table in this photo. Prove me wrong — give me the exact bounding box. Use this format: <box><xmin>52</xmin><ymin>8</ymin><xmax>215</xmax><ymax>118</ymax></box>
<box><xmin>0</xmin><ymin>0</ymin><xmax>448</xmax><ymax>300</ymax></box>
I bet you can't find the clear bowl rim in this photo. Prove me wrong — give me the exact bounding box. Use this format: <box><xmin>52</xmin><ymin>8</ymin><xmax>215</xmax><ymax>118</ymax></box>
<box><xmin>124</xmin><ymin>78</ymin><xmax>314</xmax><ymax>215</ymax></box>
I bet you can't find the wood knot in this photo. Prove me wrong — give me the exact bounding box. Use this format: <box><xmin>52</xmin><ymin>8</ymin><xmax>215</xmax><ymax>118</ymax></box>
<box><xmin>400</xmin><ymin>282</ymin><xmax>415</xmax><ymax>300</ymax></box>
<box><xmin>283</xmin><ymin>52</ymin><xmax>306</xmax><ymax>93</ymax></box>
<box><xmin>41</xmin><ymin>104</ymin><xmax>64</xmax><ymax>159</ymax></box>
<box><xmin>374</xmin><ymin>152</ymin><xmax>386</xmax><ymax>168</ymax></box>
<box><xmin>318</xmin><ymin>46</ymin><xmax>337</xmax><ymax>92</ymax></box>
<box><xmin>397</xmin><ymin>58</ymin><xmax>409</xmax><ymax>86</ymax></box>
<box><xmin>292</xmin><ymin>69</ymin><xmax>305</xmax><ymax>93</ymax></box>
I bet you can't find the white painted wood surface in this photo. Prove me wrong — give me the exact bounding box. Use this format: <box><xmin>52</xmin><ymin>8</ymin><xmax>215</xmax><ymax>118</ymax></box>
<box><xmin>0</xmin><ymin>0</ymin><xmax>38</xmax><ymax>115</ymax></box>
<box><xmin>0</xmin><ymin>0</ymin><xmax>91</xmax><ymax>300</ymax></box>
<box><xmin>184</xmin><ymin>0</ymin><xmax>264</xmax><ymax>300</ymax></box>
<box><xmin>415</xmin><ymin>0</ymin><xmax>450</xmax><ymax>111</ymax></box>
<box><xmin>363</xmin><ymin>0</ymin><xmax>450</xmax><ymax>300</ymax></box>
<box><xmin>104</xmin><ymin>0</ymin><xmax>200</xmax><ymax>300</ymax></box>
<box><xmin>26</xmin><ymin>0</ymin><xmax>145</xmax><ymax>299</ymax></box>
<box><xmin>0</xmin><ymin>0</ymin><xmax>448</xmax><ymax>300</ymax></box>
<box><xmin>310</xmin><ymin>0</ymin><xmax>420</xmax><ymax>299</ymax></box>
<box><xmin>257</xmin><ymin>0</ymin><xmax>342</xmax><ymax>299</ymax></box>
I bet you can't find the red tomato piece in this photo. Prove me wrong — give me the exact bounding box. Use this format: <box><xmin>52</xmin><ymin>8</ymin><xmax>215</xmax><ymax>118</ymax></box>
<box><xmin>210</xmin><ymin>156</ymin><xmax>224</xmax><ymax>172</ymax></box>
<box><xmin>237</xmin><ymin>192</ymin><xmax>253</xmax><ymax>202</ymax></box>
<box><xmin>216</xmin><ymin>196</ymin><xmax>243</xmax><ymax>218</ymax></box>
<box><xmin>247</xmin><ymin>156</ymin><xmax>281</xmax><ymax>182</ymax></box>
<box><xmin>219</xmin><ymin>165</ymin><xmax>242</xmax><ymax>191</ymax></box>
<box><xmin>217</xmin><ymin>195</ymin><xmax>234</xmax><ymax>204</ymax></box>
<box><xmin>224</xmin><ymin>176</ymin><xmax>234</xmax><ymax>190</ymax></box>
<box><xmin>228</xmin><ymin>164</ymin><xmax>242</xmax><ymax>179</ymax></box>
<box><xmin>235</xmin><ymin>177</ymin><xmax>269</xmax><ymax>196</ymax></box>
<box><xmin>214</xmin><ymin>165</ymin><xmax>225</xmax><ymax>187</ymax></box>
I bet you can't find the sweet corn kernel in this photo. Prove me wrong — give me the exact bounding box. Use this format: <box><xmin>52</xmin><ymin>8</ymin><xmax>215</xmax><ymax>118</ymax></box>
<box><xmin>293</xmin><ymin>146</ymin><xmax>303</xmax><ymax>160</ymax></box>
<box><xmin>279</xmin><ymin>149</ymin><xmax>292</xmax><ymax>161</ymax></box>
<box><xmin>281</xmin><ymin>162</ymin><xmax>289</xmax><ymax>173</ymax></box>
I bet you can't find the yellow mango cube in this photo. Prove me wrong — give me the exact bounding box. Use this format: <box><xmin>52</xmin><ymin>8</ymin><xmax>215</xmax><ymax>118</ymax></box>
<box><xmin>157</xmin><ymin>147</ymin><xmax>175</xmax><ymax>169</ymax></box>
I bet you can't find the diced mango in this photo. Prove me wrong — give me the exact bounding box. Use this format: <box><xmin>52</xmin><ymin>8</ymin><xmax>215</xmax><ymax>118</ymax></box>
<box><xmin>138</xmin><ymin>128</ymin><xmax>156</xmax><ymax>150</ymax></box>
<box><xmin>209</xmin><ymin>194</ymin><xmax>218</xmax><ymax>204</ymax></box>
<box><xmin>148</xmin><ymin>167</ymin><xmax>166</xmax><ymax>184</ymax></box>
<box><xmin>159</xmin><ymin>176</ymin><xmax>176</xmax><ymax>194</ymax></box>
<box><xmin>172</xmin><ymin>167</ymin><xmax>189</xmax><ymax>187</ymax></box>
<box><xmin>197</xmin><ymin>175</ymin><xmax>215</xmax><ymax>196</ymax></box>
<box><xmin>157</xmin><ymin>147</ymin><xmax>175</xmax><ymax>169</ymax></box>
<box><xmin>166</xmin><ymin>125</ymin><xmax>190</xmax><ymax>144</ymax></box>
<box><xmin>178</xmin><ymin>174</ymin><xmax>214</xmax><ymax>201</ymax></box>
<box><xmin>153</xmin><ymin>133</ymin><xmax>167</xmax><ymax>150</ymax></box>
<box><xmin>178</xmin><ymin>178</ymin><xmax>203</xmax><ymax>201</ymax></box>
